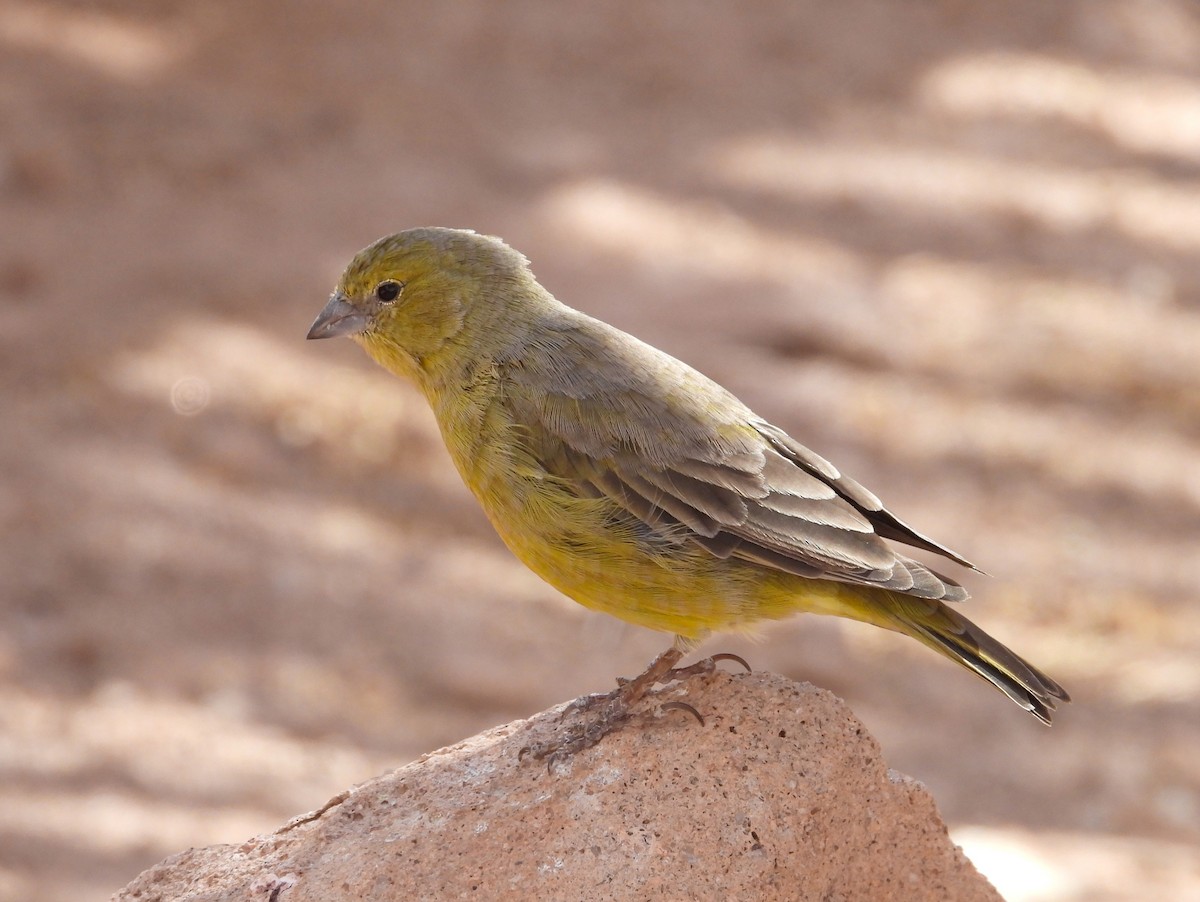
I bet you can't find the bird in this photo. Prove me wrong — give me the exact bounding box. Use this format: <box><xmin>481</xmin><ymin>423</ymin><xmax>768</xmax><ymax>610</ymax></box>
<box><xmin>307</xmin><ymin>227</ymin><xmax>1068</xmax><ymax>751</ymax></box>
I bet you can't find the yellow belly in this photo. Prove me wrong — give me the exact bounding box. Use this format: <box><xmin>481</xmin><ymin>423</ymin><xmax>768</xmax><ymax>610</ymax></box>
<box><xmin>477</xmin><ymin>468</ymin><xmax>870</xmax><ymax>638</ymax></box>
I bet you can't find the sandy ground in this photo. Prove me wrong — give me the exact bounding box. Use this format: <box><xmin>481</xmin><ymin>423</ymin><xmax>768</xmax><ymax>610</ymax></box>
<box><xmin>1</xmin><ymin>2</ymin><xmax>1199</xmax><ymax>900</ymax></box>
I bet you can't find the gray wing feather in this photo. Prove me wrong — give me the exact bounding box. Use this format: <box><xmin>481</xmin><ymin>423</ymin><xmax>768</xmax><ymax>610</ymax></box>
<box><xmin>756</xmin><ymin>421</ymin><xmax>980</xmax><ymax>571</ymax></box>
<box><xmin>501</xmin><ymin>314</ymin><xmax>972</xmax><ymax>602</ymax></box>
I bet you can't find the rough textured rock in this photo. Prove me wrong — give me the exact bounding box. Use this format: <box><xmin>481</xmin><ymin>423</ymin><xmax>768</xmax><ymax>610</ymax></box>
<box><xmin>114</xmin><ymin>673</ymin><xmax>1001</xmax><ymax>902</ymax></box>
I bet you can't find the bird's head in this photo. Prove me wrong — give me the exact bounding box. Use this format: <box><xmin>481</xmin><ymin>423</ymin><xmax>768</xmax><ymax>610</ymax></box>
<box><xmin>307</xmin><ymin>227</ymin><xmax>538</xmax><ymax>383</ymax></box>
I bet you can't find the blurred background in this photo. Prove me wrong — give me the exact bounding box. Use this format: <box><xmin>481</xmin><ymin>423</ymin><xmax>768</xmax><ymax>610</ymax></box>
<box><xmin>2</xmin><ymin>1</ymin><xmax>1199</xmax><ymax>899</ymax></box>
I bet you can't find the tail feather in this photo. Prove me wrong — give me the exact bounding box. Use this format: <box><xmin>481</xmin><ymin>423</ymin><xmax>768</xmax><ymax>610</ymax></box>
<box><xmin>887</xmin><ymin>595</ymin><xmax>1070</xmax><ymax>724</ymax></box>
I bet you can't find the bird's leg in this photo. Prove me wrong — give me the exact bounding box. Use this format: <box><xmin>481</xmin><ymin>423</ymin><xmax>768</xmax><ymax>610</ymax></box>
<box><xmin>611</xmin><ymin>645</ymin><xmax>684</xmax><ymax>699</ymax></box>
<box><xmin>521</xmin><ymin>636</ymin><xmax>745</xmax><ymax>765</ymax></box>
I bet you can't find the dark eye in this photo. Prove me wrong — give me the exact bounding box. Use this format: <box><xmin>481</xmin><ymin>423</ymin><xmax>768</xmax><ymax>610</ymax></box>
<box><xmin>375</xmin><ymin>280</ymin><xmax>403</xmax><ymax>303</ymax></box>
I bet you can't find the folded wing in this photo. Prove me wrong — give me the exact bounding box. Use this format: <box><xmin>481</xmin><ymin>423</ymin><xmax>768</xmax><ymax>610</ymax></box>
<box><xmin>503</xmin><ymin>318</ymin><xmax>974</xmax><ymax>603</ymax></box>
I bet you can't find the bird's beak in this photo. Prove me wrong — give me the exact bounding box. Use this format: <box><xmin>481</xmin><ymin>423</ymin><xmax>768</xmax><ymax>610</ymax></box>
<box><xmin>307</xmin><ymin>294</ymin><xmax>371</xmax><ymax>340</ymax></box>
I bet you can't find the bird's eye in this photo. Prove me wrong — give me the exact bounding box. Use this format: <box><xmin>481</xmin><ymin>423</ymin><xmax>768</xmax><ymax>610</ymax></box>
<box><xmin>375</xmin><ymin>280</ymin><xmax>403</xmax><ymax>303</ymax></box>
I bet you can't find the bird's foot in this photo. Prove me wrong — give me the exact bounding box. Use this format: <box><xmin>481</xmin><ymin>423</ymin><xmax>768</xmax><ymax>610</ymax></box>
<box><xmin>663</xmin><ymin>651</ymin><xmax>751</xmax><ymax>682</ymax></box>
<box><xmin>518</xmin><ymin>648</ymin><xmax>751</xmax><ymax>768</ymax></box>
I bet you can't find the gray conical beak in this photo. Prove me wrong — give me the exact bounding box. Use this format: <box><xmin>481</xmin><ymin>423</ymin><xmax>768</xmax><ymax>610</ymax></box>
<box><xmin>307</xmin><ymin>294</ymin><xmax>371</xmax><ymax>340</ymax></box>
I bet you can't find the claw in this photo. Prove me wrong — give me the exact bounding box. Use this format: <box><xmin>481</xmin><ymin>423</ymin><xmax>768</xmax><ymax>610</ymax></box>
<box><xmin>710</xmin><ymin>652</ymin><xmax>752</xmax><ymax>673</ymax></box>
<box><xmin>661</xmin><ymin>700</ymin><xmax>705</xmax><ymax>726</ymax></box>
<box><xmin>665</xmin><ymin>651</ymin><xmax>752</xmax><ymax>682</ymax></box>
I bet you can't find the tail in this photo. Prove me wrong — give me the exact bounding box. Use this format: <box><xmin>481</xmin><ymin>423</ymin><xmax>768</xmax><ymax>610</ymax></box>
<box><xmin>884</xmin><ymin>593</ymin><xmax>1070</xmax><ymax>724</ymax></box>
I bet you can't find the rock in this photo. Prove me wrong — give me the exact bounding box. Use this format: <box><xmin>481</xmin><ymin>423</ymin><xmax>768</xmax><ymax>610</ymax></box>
<box><xmin>113</xmin><ymin>672</ymin><xmax>1000</xmax><ymax>902</ymax></box>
